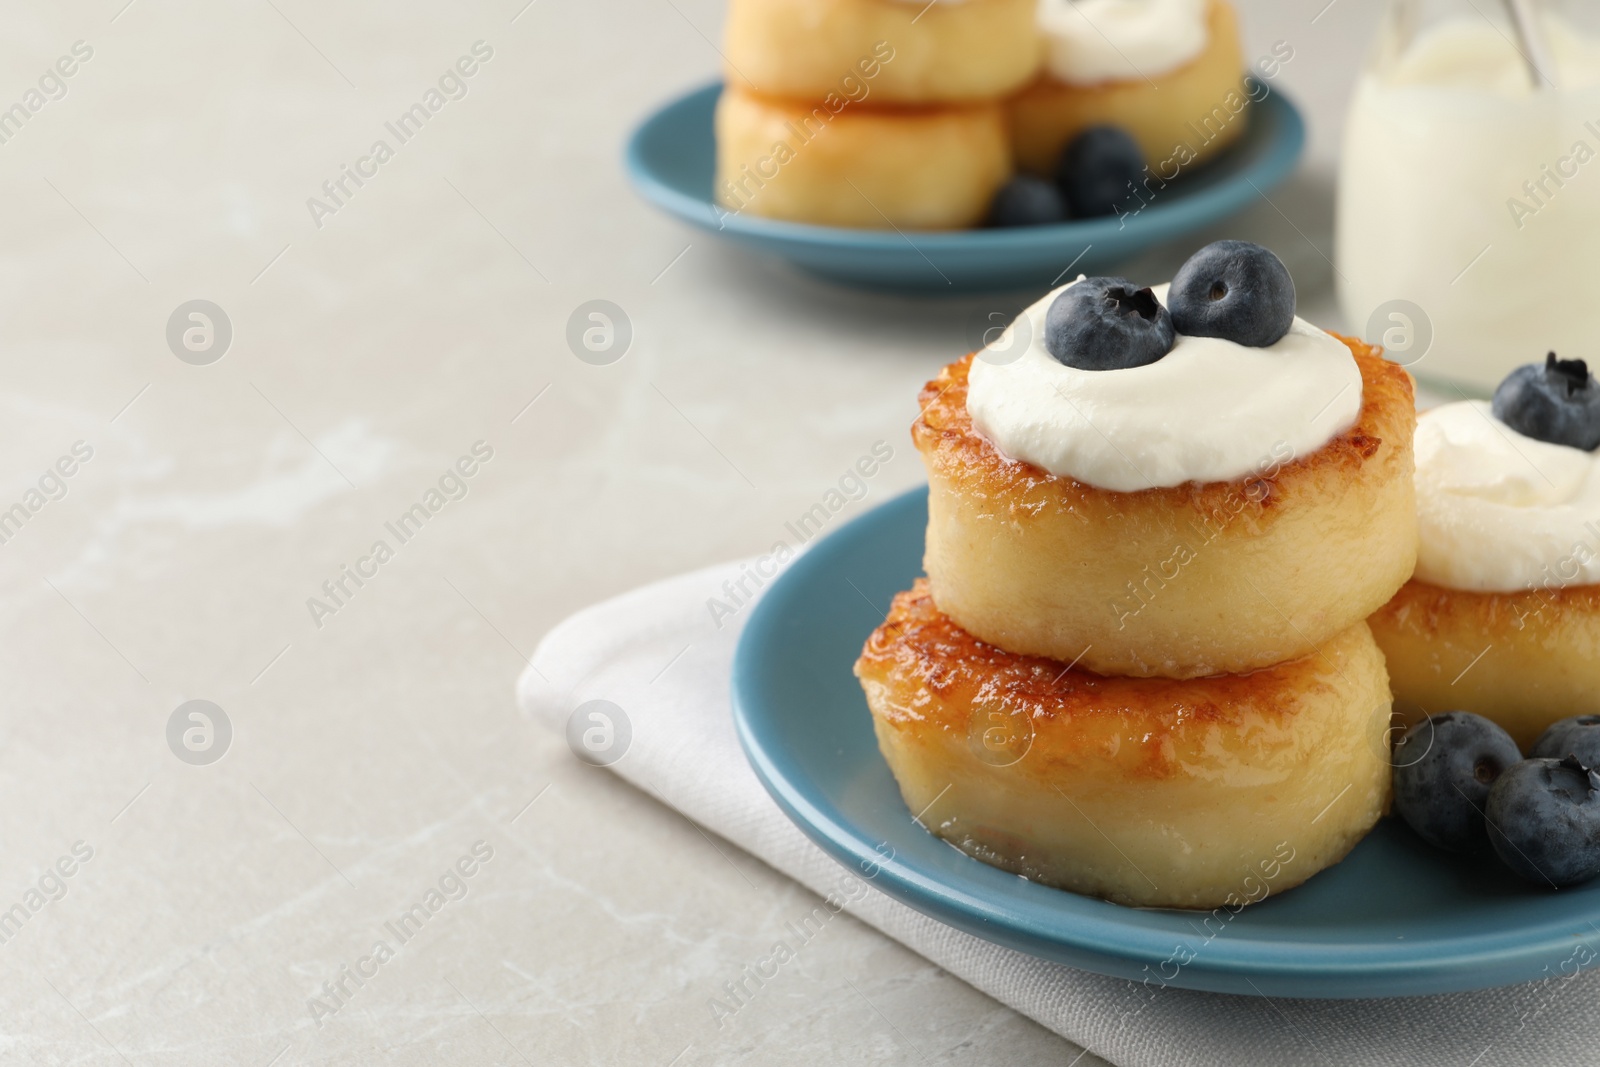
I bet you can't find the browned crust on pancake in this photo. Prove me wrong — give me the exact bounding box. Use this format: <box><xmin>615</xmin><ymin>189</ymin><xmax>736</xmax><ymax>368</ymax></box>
<box><xmin>855</xmin><ymin>580</ymin><xmax>1354</xmax><ymax>780</ymax></box>
<box><xmin>1372</xmin><ymin>576</ymin><xmax>1600</xmax><ymax>635</ymax></box>
<box><xmin>911</xmin><ymin>335</ymin><xmax>1413</xmax><ymax>525</ymax></box>
<box><xmin>727</xmin><ymin>86</ymin><xmax>1007</xmax><ymax>120</ymax></box>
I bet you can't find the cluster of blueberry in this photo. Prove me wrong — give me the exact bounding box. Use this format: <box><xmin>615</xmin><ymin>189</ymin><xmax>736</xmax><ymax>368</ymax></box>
<box><xmin>1394</xmin><ymin>714</ymin><xmax>1600</xmax><ymax>887</ymax></box>
<box><xmin>1041</xmin><ymin>240</ymin><xmax>1295</xmax><ymax>370</ymax></box>
<box><xmin>987</xmin><ymin>125</ymin><xmax>1145</xmax><ymax>227</ymax></box>
<box><xmin>1492</xmin><ymin>352</ymin><xmax>1600</xmax><ymax>451</ymax></box>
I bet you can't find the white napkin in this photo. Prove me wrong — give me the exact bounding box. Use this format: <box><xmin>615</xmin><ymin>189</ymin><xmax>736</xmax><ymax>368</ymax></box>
<box><xmin>518</xmin><ymin>559</ymin><xmax>1600</xmax><ymax>1067</ymax></box>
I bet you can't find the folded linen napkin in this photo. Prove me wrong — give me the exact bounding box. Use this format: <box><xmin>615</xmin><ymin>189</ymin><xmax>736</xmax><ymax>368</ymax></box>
<box><xmin>518</xmin><ymin>559</ymin><xmax>1600</xmax><ymax>1067</ymax></box>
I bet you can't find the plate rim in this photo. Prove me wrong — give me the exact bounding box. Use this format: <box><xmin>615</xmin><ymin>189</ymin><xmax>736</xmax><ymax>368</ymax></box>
<box><xmin>731</xmin><ymin>484</ymin><xmax>1600</xmax><ymax>999</ymax></box>
<box><xmin>623</xmin><ymin>80</ymin><xmax>1307</xmax><ymax>252</ymax></box>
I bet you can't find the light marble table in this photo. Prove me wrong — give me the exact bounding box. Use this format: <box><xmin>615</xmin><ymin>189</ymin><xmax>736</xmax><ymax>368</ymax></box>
<box><xmin>0</xmin><ymin>1</ymin><xmax>1385</xmax><ymax>1063</ymax></box>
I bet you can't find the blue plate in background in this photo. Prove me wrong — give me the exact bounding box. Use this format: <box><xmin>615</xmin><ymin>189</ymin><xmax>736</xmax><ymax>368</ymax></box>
<box><xmin>730</xmin><ymin>486</ymin><xmax>1600</xmax><ymax>998</ymax></box>
<box><xmin>625</xmin><ymin>83</ymin><xmax>1305</xmax><ymax>292</ymax></box>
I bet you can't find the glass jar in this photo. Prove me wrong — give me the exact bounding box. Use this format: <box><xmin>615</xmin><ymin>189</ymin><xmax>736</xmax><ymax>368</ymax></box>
<box><xmin>1336</xmin><ymin>0</ymin><xmax>1600</xmax><ymax>392</ymax></box>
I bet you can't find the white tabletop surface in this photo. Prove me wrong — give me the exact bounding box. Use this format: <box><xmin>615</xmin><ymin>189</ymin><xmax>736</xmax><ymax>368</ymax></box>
<box><xmin>0</xmin><ymin>1</ymin><xmax>1388</xmax><ymax>1063</ymax></box>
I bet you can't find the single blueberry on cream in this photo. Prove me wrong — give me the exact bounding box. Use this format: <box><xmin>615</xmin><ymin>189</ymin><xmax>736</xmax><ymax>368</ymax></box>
<box><xmin>1167</xmin><ymin>240</ymin><xmax>1296</xmax><ymax>348</ymax></box>
<box><xmin>1043</xmin><ymin>277</ymin><xmax>1173</xmax><ymax>371</ymax></box>
<box><xmin>1492</xmin><ymin>353</ymin><xmax>1600</xmax><ymax>452</ymax></box>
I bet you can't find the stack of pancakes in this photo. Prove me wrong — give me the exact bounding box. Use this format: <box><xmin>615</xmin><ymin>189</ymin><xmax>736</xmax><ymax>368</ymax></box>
<box><xmin>714</xmin><ymin>0</ymin><xmax>1040</xmax><ymax>229</ymax></box>
<box><xmin>714</xmin><ymin>0</ymin><xmax>1257</xmax><ymax>232</ymax></box>
<box><xmin>855</xmin><ymin>342</ymin><xmax>1420</xmax><ymax>909</ymax></box>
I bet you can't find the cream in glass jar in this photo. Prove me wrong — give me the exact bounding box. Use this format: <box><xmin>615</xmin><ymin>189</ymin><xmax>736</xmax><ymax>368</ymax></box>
<box><xmin>1336</xmin><ymin>1</ymin><xmax>1600</xmax><ymax>392</ymax></box>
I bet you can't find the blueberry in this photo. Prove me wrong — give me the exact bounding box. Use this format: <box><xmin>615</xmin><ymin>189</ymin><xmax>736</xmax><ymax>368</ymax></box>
<box><xmin>1044</xmin><ymin>277</ymin><xmax>1175</xmax><ymax>371</ymax></box>
<box><xmin>1166</xmin><ymin>240</ymin><xmax>1297</xmax><ymax>348</ymax></box>
<box><xmin>1491</xmin><ymin>353</ymin><xmax>1600</xmax><ymax>451</ymax></box>
<box><xmin>1486</xmin><ymin>756</ymin><xmax>1600</xmax><ymax>887</ymax></box>
<box><xmin>987</xmin><ymin>176</ymin><xmax>1067</xmax><ymax>228</ymax></box>
<box><xmin>1392</xmin><ymin>712</ymin><xmax>1522</xmax><ymax>856</ymax></box>
<box><xmin>1531</xmin><ymin>715</ymin><xmax>1600</xmax><ymax>767</ymax></box>
<box><xmin>1055</xmin><ymin>126</ymin><xmax>1143</xmax><ymax>218</ymax></box>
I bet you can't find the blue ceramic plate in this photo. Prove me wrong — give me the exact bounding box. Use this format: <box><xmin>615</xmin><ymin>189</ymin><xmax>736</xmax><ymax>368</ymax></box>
<box><xmin>625</xmin><ymin>83</ymin><xmax>1305</xmax><ymax>292</ymax></box>
<box><xmin>731</xmin><ymin>487</ymin><xmax>1600</xmax><ymax>998</ymax></box>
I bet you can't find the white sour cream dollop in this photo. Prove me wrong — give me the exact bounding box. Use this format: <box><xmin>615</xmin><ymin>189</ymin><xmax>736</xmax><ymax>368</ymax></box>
<box><xmin>1413</xmin><ymin>400</ymin><xmax>1600</xmax><ymax>593</ymax></box>
<box><xmin>1036</xmin><ymin>0</ymin><xmax>1210</xmax><ymax>85</ymax></box>
<box><xmin>965</xmin><ymin>280</ymin><xmax>1363</xmax><ymax>492</ymax></box>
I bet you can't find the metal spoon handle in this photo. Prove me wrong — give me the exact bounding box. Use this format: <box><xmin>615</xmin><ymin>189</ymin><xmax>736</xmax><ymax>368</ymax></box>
<box><xmin>1505</xmin><ymin>0</ymin><xmax>1559</xmax><ymax>89</ymax></box>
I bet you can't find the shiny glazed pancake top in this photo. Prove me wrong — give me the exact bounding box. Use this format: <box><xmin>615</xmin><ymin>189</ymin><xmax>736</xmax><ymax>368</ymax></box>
<box><xmin>857</xmin><ymin>580</ymin><xmax>1372</xmax><ymax>777</ymax></box>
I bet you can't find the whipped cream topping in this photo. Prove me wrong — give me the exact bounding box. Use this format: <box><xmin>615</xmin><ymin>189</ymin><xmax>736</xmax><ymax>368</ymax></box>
<box><xmin>965</xmin><ymin>281</ymin><xmax>1363</xmax><ymax>493</ymax></box>
<box><xmin>1036</xmin><ymin>0</ymin><xmax>1209</xmax><ymax>85</ymax></box>
<box><xmin>1413</xmin><ymin>401</ymin><xmax>1600</xmax><ymax>593</ymax></box>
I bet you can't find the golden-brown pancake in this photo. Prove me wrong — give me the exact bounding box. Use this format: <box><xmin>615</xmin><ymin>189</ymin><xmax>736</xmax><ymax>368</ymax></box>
<box><xmin>1369</xmin><ymin>578</ymin><xmax>1600</xmax><ymax>751</ymax></box>
<box><xmin>916</xmin><ymin>338</ymin><xmax>1417</xmax><ymax>678</ymax></box>
<box><xmin>855</xmin><ymin>582</ymin><xmax>1392</xmax><ymax>909</ymax></box>
<box><xmin>714</xmin><ymin>85</ymin><xmax>1010</xmax><ymax>230</ymax></box>
<box><xmin>723</xmin><ymin>0</ymin><xmax>1042</xmax><ymax>106</ymax></box>
<box><xmin>1009</xmin><ymin>0</ymin><xmax>1248</xmax><ymax>177</ymax></box>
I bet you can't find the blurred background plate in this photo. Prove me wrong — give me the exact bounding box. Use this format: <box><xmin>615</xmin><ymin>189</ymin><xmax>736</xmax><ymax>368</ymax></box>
<box><xmin>626</xmin><ymin>82</ymin><xmax>1305</xmax><ymax>293</ymax></box>
<box><xmin>731</xmin><ymin>486</ymin><xmax>1600</xmax><ymax>998</ymax></box>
